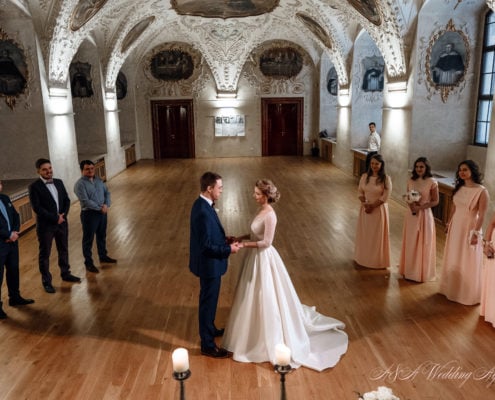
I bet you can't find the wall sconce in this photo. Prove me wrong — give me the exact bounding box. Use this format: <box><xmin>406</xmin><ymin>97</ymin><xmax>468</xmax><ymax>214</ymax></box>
<box><xmin>387</xmin><ymin>80</ymin><xmax>407</xmax><ymax>93</ymax></box>
<box><xmin>50</xmin><ymin>112</ymin><xmax>76</xmax><ymax>116</ymax></box>
<box><xmin>216</xmin><ymin>91</ymin><xmax>237</xmax><ymax>99</ymax></box>
<box><xmin>49</xmin><ymin>87</ymin><xmax>69</xmax><ymax>98</ymax></box>
<box><xmin>337</xmin><ymin>88</ymin><xmax>351</xmax><ymax>107</ymax></box>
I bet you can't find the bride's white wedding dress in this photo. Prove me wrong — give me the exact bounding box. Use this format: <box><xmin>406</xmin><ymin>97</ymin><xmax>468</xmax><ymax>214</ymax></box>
<box><xmin>222</xmin><ymin>209</ymin><xmax>348</xmax><ymax>371</ymax></box>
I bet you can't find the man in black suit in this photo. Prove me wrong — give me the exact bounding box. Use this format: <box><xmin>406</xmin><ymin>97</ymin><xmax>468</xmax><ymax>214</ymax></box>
<box><xmin>189</xmin><ymin>172</ymin><xmax>241</xmax><ymax>358</ymax></box>
<box><xmin>0</xmin><ymin>180</ymin><xmax>34</xmax><ymax>318</ymax></box>
<box><xmin>29</xmin><ymin>158</ymin><xmax>80</xmax><ymax>294</ymax></box>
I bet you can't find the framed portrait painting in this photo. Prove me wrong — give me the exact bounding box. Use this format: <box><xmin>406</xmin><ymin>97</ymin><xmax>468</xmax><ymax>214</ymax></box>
<box><xmin>425</xmin><ymin>19</ymin><xmax>470</xmax><ymax>102</ymax></box>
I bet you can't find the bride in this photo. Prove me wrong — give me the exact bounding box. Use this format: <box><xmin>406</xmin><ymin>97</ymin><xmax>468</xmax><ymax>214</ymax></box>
<box><xmin>222</xmin><ymin>179</ymin><xmax>348</xmax><ymax>371</ymax></box>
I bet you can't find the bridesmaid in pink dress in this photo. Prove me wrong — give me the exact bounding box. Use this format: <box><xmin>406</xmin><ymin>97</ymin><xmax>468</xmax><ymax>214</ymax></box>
<box><xmin>439</xmin><ymin>160</ymin><xmax>489</xmax><ymax>305</ymax></box>
<box><xmin>399</xmin><ymin>157</ymin><xmax>439</xmax><ymax>282</ymax></box>
<box><xmin>354</xmin><ymin>154</ymin><xmax>392</xmax><ymax>269</ymax></box>
<box><xmin>481</xmin><ymin>212</ymin><xmax>495</xmax><ymax>327</ymax></box>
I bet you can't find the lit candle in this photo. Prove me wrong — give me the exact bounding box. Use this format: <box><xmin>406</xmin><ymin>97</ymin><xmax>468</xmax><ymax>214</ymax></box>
<box><xmin>275</xmin><ymin>343</ymin><xmax>291</xmax><ymax>366</ymax></box>
<box><xmin>172</xmin><ymin>348</ymin><xmax>189</xmax><ymax>373</ymax></box>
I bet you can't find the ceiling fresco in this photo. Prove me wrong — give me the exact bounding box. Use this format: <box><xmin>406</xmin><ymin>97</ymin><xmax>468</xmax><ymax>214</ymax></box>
<box><xmin>5</xmin><ymin>0</ymin><xmax>484</xmax><ymax>95</ymax></box>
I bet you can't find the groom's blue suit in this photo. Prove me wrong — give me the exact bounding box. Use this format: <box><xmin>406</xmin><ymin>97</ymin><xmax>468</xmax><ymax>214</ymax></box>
<box><xmin>189</xmin><ymin>196</ymin><xmax>231</xmax><ymax>350</ymax></box>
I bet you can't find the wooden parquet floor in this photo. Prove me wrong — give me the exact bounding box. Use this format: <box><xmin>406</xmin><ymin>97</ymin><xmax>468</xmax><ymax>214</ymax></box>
<box><xmin>1</xmin><ymin>157</ymin><xmax>494</xmax><ymax>399</ymax></box>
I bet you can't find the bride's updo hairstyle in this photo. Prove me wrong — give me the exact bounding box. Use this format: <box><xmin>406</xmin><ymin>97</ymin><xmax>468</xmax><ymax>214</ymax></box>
<box><xmin>256</xmin><ymin>179</ymin><xmax>281</xmax><ymax>203</ymax></box>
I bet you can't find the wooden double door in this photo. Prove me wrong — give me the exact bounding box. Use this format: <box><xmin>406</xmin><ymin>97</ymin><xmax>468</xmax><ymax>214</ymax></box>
<box><xmin>151</xmin><ymin>100</ymin><xmax>195</xmax><ymax>159</ymax></box>
<box><xmin>261</xmin><ymin>97</ymin><xmax>303</xmax><ymax>156</ymax></box>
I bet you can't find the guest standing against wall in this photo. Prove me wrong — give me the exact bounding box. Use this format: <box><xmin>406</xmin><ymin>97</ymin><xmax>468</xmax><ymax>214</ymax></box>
<box><xmin>354</xmin><ymin>154</ymin><xmax>392</xmax><ymax>269</ymax></box>
<box><xmin>0</xmin><ymin>180</ymin><xmax>34</xmax><ymax>318</ymax></box>
<box><xmin>399</xmin><ymin>157</ymin><xmax>439</xmax><ymax>282</ymax></box>
<box><xmin>439</xmin><ymin>160</ymin><xmax>489</xmax><ymax>305</ymax></box>
<box><xmin>29</xmin><ymin>158</ymin><xmax>80</xmax><ymax>293</ymax></box>
<box><xmin>74</xmin><ymin>160</ymin><xmax>117</xmax><ymax>274</ymax></box>
<box><xmin>365</xmin><ymin>122</ymin><xmax>381</xmax><ymax>172</ymax></box>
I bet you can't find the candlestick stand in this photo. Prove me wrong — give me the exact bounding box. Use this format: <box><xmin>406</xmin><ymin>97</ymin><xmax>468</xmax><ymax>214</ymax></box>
<box><xmin>173</xmin><ymin>370</ymin><xmax>191</xmax><ymax>400</ymax></box>
<box><xmin>274</xmin><ymin>364</ymin><xmax>292</xmax><ymax>400</ymax></box>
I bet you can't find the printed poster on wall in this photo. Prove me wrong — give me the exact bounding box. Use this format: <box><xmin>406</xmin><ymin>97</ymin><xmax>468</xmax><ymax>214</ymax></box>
<box><xmin>214</xmin><ymin>115</ymin><xmax>245</xmax><ymax>137</ymax></box>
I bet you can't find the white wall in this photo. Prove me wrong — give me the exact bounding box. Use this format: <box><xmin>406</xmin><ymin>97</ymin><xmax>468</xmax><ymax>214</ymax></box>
<box><xmin>133</xmin><ymin>40</ymin><xmax>319</xmax><ymax>160</ymax></box>
<box><xmin>0</xmin><ymin>6</ymin><xmax>48</xmax><ymax>180</ymax></box>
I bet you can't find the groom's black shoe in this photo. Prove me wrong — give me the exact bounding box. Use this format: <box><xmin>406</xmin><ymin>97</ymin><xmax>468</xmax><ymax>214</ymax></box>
<box><xmin>214</xmin><ymin>328</ymin><xmax>225</xmax><ymax>337</ymax></box>
<box><xmin>201</xmin><ymin>346</ymin><xmax>230</xmax><ymax>359</ymax></box>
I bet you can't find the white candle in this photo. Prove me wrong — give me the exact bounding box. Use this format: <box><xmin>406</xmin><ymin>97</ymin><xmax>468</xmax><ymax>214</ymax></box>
<box><xmin>275</xmin><ymin>343</ymin><xmax>291</xmax><ymax>366</ymax></box>
<box><xmin>172</xmin><ymin>348</ymin><xmax>189</xmax><ymax>373</ymax></box>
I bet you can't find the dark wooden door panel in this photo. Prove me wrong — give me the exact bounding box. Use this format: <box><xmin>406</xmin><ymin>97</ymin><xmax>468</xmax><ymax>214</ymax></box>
<box><xmin>262</xmin><ymin>98</ymin><xmax>303</xmax><ymax>156</ymax></box>
<box><xmin>151</xmin><ymin>100</ymin><xmax>195</xmax><ymax>159</ymax></box>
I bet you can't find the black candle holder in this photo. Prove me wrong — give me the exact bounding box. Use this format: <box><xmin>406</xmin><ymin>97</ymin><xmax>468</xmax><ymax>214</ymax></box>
<box><xmin>173</xmin><ymin>370</ymin><xmax>191</xmax><ymax>400</ymax></box>
<box><xmin>274</xmin><ymin>364</ymin><xmax>293</xmax><ymax>400</ymax></box>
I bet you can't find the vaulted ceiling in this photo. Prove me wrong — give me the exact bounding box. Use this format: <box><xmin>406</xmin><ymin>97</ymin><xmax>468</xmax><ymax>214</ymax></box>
<box><xmin>4</xmin><ymin>1</ymin><xmax>488</xmax><ymax>95</ymax></box>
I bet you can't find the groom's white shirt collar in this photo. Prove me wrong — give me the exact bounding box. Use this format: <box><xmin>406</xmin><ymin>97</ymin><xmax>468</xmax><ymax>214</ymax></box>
<box><xmin>200</xmin><ymin>194</ymin><xmax>213</xmax><ymax>207</ymax></box>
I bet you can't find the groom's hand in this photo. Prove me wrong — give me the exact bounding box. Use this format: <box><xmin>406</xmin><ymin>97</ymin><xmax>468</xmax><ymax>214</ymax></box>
<box><xmin>230</xmin><ymin>241</ymin><xmax>241</xmax><ymax>253</ymax></box>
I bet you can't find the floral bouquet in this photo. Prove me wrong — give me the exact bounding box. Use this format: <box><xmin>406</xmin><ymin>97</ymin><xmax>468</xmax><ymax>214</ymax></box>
<box><xmin>402</xmin><ymin>189</ymin><xmax>421</xmax><ymax>215</ymax></box>
<box><xmin>357</xmin><ymin>386</ymin><xmax>400</xmax><ymax>400</ymax></box>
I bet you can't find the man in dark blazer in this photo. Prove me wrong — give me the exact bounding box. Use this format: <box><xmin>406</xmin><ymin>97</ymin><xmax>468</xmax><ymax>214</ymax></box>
<box><xmin>0</xmin><ymin>180</ymin><xmax>34</xmax><ymax>319</ymax></box>
<box><xmin>29</xmin><ymin>158</ymin><xmax>80</xmax><ymax>294</ymax></box>
<box><xmin>189</xmin><ymin>172</ymin><xmax>241</xmax><ymax>358</ymax></box>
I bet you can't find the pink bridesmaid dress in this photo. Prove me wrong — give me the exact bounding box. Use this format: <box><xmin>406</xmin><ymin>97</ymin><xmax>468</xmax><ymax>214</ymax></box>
<box><xmin>439</xmin><ymin>185</ymin><xmax>485</xmax><ymax>305</ymax></box>
<box><xmin>481</xmin><ymin>247</ymin><xmax>495</xmax><ymax>327</ymax></box>
<box><xmin>354</xmin><ymin>174</ymin><xmax>392</xmax><ymax>269</ymax></box>
<box><xmin>399</xmin><ymin>178</ymin><xmax>437</xmax><ymax>282</ymax></box>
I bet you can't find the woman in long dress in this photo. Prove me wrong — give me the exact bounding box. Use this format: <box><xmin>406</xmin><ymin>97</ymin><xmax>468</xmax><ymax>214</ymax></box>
<box><xmin>439</xmin><ymin>160</ymin><xmax>489</xmax><ymax>305</ymax></box>
<box><xmin>222</xmin><ymin>179</ymin><xmax>348</xmax><ymax>371</ymax></box>
<box><xmin>399</xmin><ymin>157</ymin><xmax>439</xmax><ymax>282</ymax></box>
<box><xmin>481</xmin><ymin>212</ymin><xmax>495</xmax><ymax>327</ymax></box>
<box><xmin>354</xmin><ymin>154</ymin><xmax>392</xmax><ymax>269</ymax></box>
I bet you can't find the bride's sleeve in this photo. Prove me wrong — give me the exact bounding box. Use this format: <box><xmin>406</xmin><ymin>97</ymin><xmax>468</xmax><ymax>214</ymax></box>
<box><xmin>256</xmin><ymin>212</ymin><xmax>277</xmax><ymax>248</ymax></box>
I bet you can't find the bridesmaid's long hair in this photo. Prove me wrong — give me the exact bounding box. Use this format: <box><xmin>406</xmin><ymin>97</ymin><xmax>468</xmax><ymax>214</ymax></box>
<box><xmin>453</xmin><ymin>159</ymin><xmax>483</xmax><ymax>195</ymax></box>
<box><xmin>411</xmin><ymin>157</ymin><xmax>433</xmax><ymax>180</ymax></box>
<box><xmin>366</xmin><ymin>154</ymin><xmax>388</xmax><ymax>189</ymax></box>
<box><xmin>256</xmin><ymin>179</ymin><xmax>280</xmax><ymax>203</ymax></box>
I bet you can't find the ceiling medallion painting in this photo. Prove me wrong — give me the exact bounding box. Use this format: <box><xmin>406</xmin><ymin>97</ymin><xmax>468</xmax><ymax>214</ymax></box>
<box><xmin>116</xmin><ymin>71</ymin><xmax>127</xmax><ymax>100</ymax></box>
<box><xmin>121</xmin><ymin>17</ymin><xmax>155</xmax><ymax>53</ymax></box>
<box><xmin>171</xmin><ymin>0</ymin><xmax>279</xmax><ymax>19</ymax></box>
<box><xmin>70</xmin><ymin>0</ymin><xmax>108</xmax><ymax>31</ymax></box>
<box><xmin>327</xmin><ymin>67</ymin><xmax>338</xmax><ymax>96</ymax></box>
<box><xmin>425</xmin><ymin>19</ymin><xmax>469</xmax><ymax>103</ymax></box>
<box><xmin>259</xmin><ymin>47</ymin><xmax>303</xmax><ymax>79</ymax></box>
<box><xmin>70</xmin><ymin>62</ymin><xmax>94</xmax><ymax>98</ymax></box>
<box><xmin>296</xmin><ymin>13</ymin><xmax>332</xmax><ymax>49</ymax></box>
<box><xmin>361</xmin><ymin>56</ymin><xmax>384</xmax><ymax>92</ymax></box>
<box><xmin>0</xmin><ymin>28</ymin><xmax>28</xmax><ymax>110</ymax></box>
<box><xmin>347</xmin><ymin>0</ymin><xmax>381</xmax><ymax>26</ymax></box>
<box><xmin>150</xmin><ymin>50</ymin><xmax>194</xmax><ymax>81</ymax></box>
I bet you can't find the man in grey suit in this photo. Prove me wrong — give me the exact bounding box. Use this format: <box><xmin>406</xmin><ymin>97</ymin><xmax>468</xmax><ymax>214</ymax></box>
<box><xmin>29</xmin><ymin>158</ymin><xmax>80</xmax><ymax>294</ymax></box>
<box><xmin>189</xmin><ymin>172</ymin><xmax>241</xmax><ymax>358</ymax></box>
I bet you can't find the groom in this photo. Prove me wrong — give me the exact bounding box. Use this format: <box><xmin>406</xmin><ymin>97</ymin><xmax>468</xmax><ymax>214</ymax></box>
<box><xmin>189</xmin><ymin>172</ymin><xmax>241</xmax><ymax>358</ymax></box>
